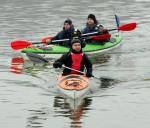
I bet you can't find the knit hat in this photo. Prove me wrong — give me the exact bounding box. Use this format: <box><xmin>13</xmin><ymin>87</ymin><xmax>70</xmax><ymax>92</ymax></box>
<box><xmin>64</xmin><ymin>19</ymin><xmax>72</xmax><ymax>25</ymax></box>
<box><xmin>87</xmin><ymin>14</ymin><xmax>97</xmax><ymax>24</ymax></box>
<box><xmin>71</xmin><ymin>38</ymin><xmax>81</xmax><ymax>46</ymax></box>
<box><xmin>70</xmin><ymin>38</ymin><xmax>83</xmax><ymax>53</ymax></box>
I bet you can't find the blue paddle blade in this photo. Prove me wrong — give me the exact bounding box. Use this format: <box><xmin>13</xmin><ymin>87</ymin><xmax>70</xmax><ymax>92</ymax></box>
<box><xmin>115</xmin><ymin>14</ymin><xmax>120</xmax><ymax>27</ymax></box>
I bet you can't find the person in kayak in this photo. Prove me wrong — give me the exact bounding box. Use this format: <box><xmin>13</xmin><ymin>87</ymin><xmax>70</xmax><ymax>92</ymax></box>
<box><xmin>53</xmin><ymin>38</ymin><xmax>93</xmax><ymax>77</ymax></box>
<box><xmin>46</xmin><ymin>19</ymin><xmax>83</xmax><ymax>47</ymax></box>
<box><xmin>82</xmin><ymin>14</ymin><xmax>109</xmax><ymax>44</ymax></box>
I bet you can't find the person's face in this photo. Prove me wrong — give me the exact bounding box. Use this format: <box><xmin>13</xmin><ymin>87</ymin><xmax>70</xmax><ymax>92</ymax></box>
<box><xmin>87</xmin><ymin>18</ymin><xmax>95</xmax><ymax>25</ymax></box>
<box><xmin>72</xmin><ymin>42</ymin><xmax>81</xmax><ymax>52</ymax></box>
<box><xmin>64</xmin><ymin>23</ymin><xmax>71</xmax><ymax>30</ymax></box>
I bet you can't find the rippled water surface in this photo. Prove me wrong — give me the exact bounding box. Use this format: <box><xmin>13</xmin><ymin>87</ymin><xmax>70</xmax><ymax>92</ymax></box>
<box><xmin>0</xmin><ymin>0</ymin><xmax>150</xmax><ymax>128</ymax></box>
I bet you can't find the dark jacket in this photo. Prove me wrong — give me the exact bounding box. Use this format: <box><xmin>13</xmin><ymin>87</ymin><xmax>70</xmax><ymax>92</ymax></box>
<box><xmin>82</xmin><ymin>24</ymin><xmax>109</xmax><ymax>44</ymax></box>
<box><xmin>53</xmin><ymin>51</ymin><xmax>92</xmax><ymax>76</ymax></box>
<box><xmin>52</xmin><ymin>25</ymin><xmax>75</xmax><ymax>47</ymax></box>
<box><xmin>82</xmin><ymin>24</ymin><xmax>100</xmax><ymax>34</ymax></box>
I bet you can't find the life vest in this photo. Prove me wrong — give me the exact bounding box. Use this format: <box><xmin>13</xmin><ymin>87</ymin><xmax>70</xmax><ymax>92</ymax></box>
<box><xmin>71</xmin><ymin>52</ymin><xmax>83</xmax><ymax>74</ymax></box>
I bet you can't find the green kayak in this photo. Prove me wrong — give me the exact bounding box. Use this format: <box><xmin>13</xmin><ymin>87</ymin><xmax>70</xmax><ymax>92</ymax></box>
<box><xmin>21</xmin><ymin>35</ymin><xmax>122</xmax><ymax>59</ymax></box>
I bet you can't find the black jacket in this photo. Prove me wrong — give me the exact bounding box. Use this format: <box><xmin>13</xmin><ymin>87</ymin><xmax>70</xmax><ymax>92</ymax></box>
<box><xmin>82</xmin><ymin>24</ymin><xmax>109</xmax><ymax>44</ymax></box>
<box><xmin>52</xmin><ymin>25</ymin><xmax>75</xmax><ymax>47</ymax></box>
<box><xmin>53</xmin><ymin>51</ymin><xmax>92</xmax><ymax>75</ymax></box>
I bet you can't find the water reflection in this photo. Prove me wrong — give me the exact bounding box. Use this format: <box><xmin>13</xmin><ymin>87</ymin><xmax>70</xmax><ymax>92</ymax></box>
<box><xmin>54</xmin><ymin>89</ymin><xmax>93</xmax><ymax>127</ymax></box>
<box><xmin>26</xmin><ymin>96</ymin><xmax>92</xmax><ymax>128</ymax></box>
<box><xmin>9</xmin><ymin>56</ymin><xmax>51</xmax><ymax>74</ymax></box>
<box><xmin>88</xmin><ymin>53</ymin><xmax>111</xmax><ymax>64</ymax></box>
<box><xmin>100</xmin><ymin>77</ymin><xmax>119</xmax><ymax>89</ymax></box>
<box><xmin>10</xmin><ymin>57</ymin><xmax>24</xmax><ymax>74</ymax></box>
<box><xmin>26</xmin><ymin>109</ymin><xmax>47</xmax><ymax>128</ymax></box>
<box><xmin>53</xmin><ymin>96</ymin><xmax>92</xmax><ymax>128</ymax></box>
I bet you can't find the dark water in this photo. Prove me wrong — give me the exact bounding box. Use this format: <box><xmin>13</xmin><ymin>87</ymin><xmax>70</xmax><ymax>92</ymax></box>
<box><xmin>0</xmin><ymin>0</ymin><xmax>150</xmax><ymax>128</ymax></box>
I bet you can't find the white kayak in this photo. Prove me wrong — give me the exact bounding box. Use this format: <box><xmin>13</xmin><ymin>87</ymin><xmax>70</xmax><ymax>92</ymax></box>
<box><xmin>57</xmin><ymin>74</ymin><xmax>90</xmax><ymax>99</ymax></box>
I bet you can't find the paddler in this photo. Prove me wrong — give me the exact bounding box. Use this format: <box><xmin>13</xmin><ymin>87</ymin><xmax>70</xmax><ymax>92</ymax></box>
<box><xmin>82</xmin><ymin>14</ymin><xmax>109</xmax><ymax>44</ymax></box>
<box><xmin>46</xmin><ymin>19</ymin><xmax>84</xmax><ymax>47</ymax></box>
<box><xmin>53</xmin><ymin>38</ymin><xmax>93</xmax><ymax>78</ymax></box>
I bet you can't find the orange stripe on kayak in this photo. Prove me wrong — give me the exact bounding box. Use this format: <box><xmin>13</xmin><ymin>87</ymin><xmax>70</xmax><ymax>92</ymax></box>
<box><xmin>58</xmin><ymin>74</ymin><xmax>89</xmax><ymax>90</ymax></box>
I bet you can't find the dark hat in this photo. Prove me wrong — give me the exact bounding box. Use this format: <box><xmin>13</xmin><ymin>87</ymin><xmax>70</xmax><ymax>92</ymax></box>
<box><xmin>87</xmin><ymin>14</ymin><xmax>97</xmax><ymax>24</ymax></box>
<box><xmin>64</xmin><ymin>19</ymin><xmax>72</xmax><ymax>25</ymax></box>
<box><xmin>71</xmin><ymin>38</ymin><xmax>81</xmax><ymax>46</ymax></box>
<box><xmin>71</xmin><ymin>38</ymin><xmax>86</xmax><ymax>50</ymax></box>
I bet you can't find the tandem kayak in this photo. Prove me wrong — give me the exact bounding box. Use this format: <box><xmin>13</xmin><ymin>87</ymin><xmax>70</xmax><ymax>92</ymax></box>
<box><xmin>57</xmin><ymin>74</ymin><xmax>89</xmax><ymax>99</ymax></box>
<box><xmin>21</xmin><ymin>35</ymin><xmax>122</xmax><ymax>60</ymax></box>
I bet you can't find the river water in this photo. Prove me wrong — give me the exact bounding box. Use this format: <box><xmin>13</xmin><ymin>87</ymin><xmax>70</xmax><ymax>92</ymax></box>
<box><xmin>0</xmin><ymin>0</ymin><xmax>150</xmax><ymax>128</ymax></box>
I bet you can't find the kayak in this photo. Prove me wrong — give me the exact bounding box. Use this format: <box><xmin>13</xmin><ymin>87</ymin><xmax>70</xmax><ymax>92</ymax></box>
<box><xmin>21</xmin><ymin>35</ymin><xmax>122</xmax><ymax>60</ymax></box>
<box><xmin>57</xmin><ymin>74</ymin><xmax>89</xmax><ymax>99</ymax></box>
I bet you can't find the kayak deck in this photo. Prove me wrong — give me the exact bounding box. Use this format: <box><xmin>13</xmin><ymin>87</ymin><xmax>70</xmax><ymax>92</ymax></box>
<box><xmin>58</xmin><ymin>74</ymin><xmax>89</xmax><ymax>91</ymax></box>
<box><xmin>21</xmin><ymin>35</ymin><xmax>122</xmax><ymax>54</ymax></box>
<box><xmin>57</xmin><ymin>74</ymin><xmax>89</xmax><ymax>99</ymax></box>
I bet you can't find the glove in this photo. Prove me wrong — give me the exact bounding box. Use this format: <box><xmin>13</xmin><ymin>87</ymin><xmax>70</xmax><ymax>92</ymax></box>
<box><xmin>81</xmin><ymin>41</ymin><xmax>86</xmax><ymax>48</ymax></box>
<box><xmin>74</xmin><ymin>29</ymin><xmax>81</xmax><ymax>37</ymax></box>
<box><xmin>46</xmin><ymin>39</ymin><xmax>52</xmax><ymax>45</ymax></box>
<box><xmin>102</xmin><ymin>29</ymin><xmax>108</xmax><ymax>34</ymax></box>
<box><xmin>53</xmin><ymin>62</ymin><xmax>62</xmax><ymax>68</ymax></box>
<box><xmin>86</xmin><ymin>72</ymin><xmax>93</xmax><ymax>78</ymax></box>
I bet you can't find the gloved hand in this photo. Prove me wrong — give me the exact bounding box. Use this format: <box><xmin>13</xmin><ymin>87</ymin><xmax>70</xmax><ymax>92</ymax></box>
<box><xmin>46</xmin><ymin>39</ymin><xmax>52</xmax><ymax>45</ymax></box>
<box><xmin>102</xmin><ymin>29</ymin><xmax>108</xmax><ymax>34</ymax></box>
<box><xmin>86</xmin><ymin>72</ymin><xmax>93</xmax><ymax>78</ymax></box>
<box><xmin>74</xmin><ymin>29</ymin><xmax>81</xmax><ymax>37</ymax></box>
<box><xmin>53</xmin><ymin>62</ymin><xmax>62</xmax><ymax>68</ymax></box>
<box><xmin>81</xmin><ymin>41</ymin><xmax>86</xmax><ymax>48</ymax></box>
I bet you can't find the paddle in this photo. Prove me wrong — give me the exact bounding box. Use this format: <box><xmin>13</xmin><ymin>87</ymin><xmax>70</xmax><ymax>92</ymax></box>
<box><xmin>108</xmin><ymin>22</ymin><xmax>137</xmax><ymax>32</ymax></box>
<box><xmin>62</xmin><ymin>66</ymin><xmax>100</xmax><ymax>79</ymax></box>
<box><xmin>11</xmin><ymin>38</ymin><xmax>70</xmax><ymax>50</ymax></box>
<box><xmin>26</xmin><ymin>52</ymin><xmax>100</xmax><ymax>79</ymax></box>
<box><xmin>115</xmin><ymin>14</ymin><xmax>120</xmax><ymax>28</ymax></box>
<box><xmin>11</xmin><ymin>34</ymin><xmax>111</xmax><ymax>50</ymax></box>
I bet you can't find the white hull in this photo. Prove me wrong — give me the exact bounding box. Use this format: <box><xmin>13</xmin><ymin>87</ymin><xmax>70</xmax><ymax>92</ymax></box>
<box><xmin>57</xmin><ymin>86</ymin><xmax>89</xmax><ymax>99</ymax></box>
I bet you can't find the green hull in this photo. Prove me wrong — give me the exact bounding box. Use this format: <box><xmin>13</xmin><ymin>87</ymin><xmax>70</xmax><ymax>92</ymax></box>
<box><xmin>21</xmin><ymin>35</ymin><xmax>122</xmax><ymax>54</ymax></box>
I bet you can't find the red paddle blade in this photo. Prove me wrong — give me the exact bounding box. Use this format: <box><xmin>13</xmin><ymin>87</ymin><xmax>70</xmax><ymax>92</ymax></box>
<box><xmin>10</xmin><ymin>57</ymin><xmax>24</xmax><ymax>74</ymax></box>
<box><xmin>11</xmin><ymin>40</ymin><xmax>32</xmax><ymax>50</ymax></box>
<box><xmin>41</xmin><ymin>36</ymin><xmax>53</xmax><ymax>45</ymax></box>
<box><xmin>11</xmin><ymin>57</ymin><xmax>24</xmax><ymax>64</ymax></box>
<box><xmin>118</xmin><ymin>22</ymin><xmax>137</xmax><ymax>31</ymax></box>
<box><xmin>90</xmin><ymin>34</ymin><xmax>111</xmax><ymax>40</ymax></box>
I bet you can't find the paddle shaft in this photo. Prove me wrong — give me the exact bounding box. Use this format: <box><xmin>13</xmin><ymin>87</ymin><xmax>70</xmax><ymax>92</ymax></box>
<box><xmin>108</xmin><ymin>28</ymin><xmax>117</xmax><ymax>31</ymax></box>
<box><xmin>82</xmin><ymin>29</ymin><xmax>116</xmax><ymax>36</ymax></box>
<box><xmin>62</xmin><ymin>65</ymin><xmax>100</xmax><ymax>79</ymax></box>
<box><xmin>41</xmin><ymin>32</ymin><xmax>108</xmax><ymax>44</ymax></box>
<box><xmin>62</xmin><ymin>65</ymin><xmax>85</xmax><ymax>74</ymax></box>
<box><xmin>30</xmin><ymin>38</ymin><xmax>70</xmax><ymax>44</ymax></box>
<box><xmin>46</xmin><ymin>34</ymin><xmax>110</xmax><ymax>43</ymax></box>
